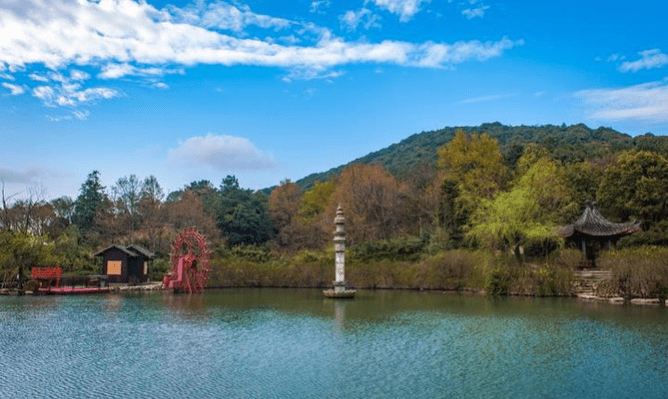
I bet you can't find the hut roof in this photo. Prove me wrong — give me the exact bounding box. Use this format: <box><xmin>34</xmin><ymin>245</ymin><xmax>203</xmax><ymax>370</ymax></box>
<box><xmin>94</xmin><ymin>244</ymin><xmax>156</xmax><ymax>259</ymax></box>
<box><xmin>558</xmin><ymin>201</ymin><xmax>641</xmax><ymax>238</ymax></box>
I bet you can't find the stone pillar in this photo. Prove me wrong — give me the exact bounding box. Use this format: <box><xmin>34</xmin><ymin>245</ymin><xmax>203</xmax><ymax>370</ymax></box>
<box><xmin>333</xmin><ymin>204</ymin><xmax>346</xmax><ymax>293</ymax></box>
<box><xmin>323</xmin><ymin>205</ymin><xmax>355</xmax><ymax>298</ymax></box>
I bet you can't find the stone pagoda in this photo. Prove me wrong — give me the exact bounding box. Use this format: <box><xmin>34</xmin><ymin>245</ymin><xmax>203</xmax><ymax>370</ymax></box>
<box><xmin>323</xmin><ymin>205</ymin><xmax>356</xmax><ymax>298</ymax></box>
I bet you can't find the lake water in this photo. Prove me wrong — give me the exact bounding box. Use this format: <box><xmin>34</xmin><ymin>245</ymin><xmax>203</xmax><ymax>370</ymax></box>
<box><xmin>1</xmin><ymin>289</ymin><xmax>667</xmax><ymax>398</ymax></box>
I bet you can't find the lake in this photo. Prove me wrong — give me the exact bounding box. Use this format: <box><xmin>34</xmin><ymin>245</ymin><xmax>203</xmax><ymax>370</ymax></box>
<box><xmin>1</xmin><ymin>289</ymin><xmax>667</xmax><ymax>398</ymax></box>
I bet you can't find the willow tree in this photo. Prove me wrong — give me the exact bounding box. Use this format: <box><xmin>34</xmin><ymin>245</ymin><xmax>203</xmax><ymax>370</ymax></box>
<box><xmin>469</xmin><ymin>156</ymin><xmax>574</xmax><ymax>258</ymax></box>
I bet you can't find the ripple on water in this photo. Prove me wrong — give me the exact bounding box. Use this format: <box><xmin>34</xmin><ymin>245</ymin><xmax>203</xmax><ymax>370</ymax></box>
<box><xmin>1</xmin><ymin>292</ymin><xmax>668</xmax><ymax>398</ymax></box>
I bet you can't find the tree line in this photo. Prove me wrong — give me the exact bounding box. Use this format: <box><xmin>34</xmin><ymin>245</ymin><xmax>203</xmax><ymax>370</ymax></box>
<box><xmin>3</xmin><ymin>125</ymin><xmax>668</xmax><ymax>283</ymax></box>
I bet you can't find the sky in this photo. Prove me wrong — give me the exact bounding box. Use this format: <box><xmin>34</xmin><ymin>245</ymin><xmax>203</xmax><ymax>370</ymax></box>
<box><xmin>1</xmin><ymin>0</ymin><xmax>668</xmax><ymax>201</ymax></box>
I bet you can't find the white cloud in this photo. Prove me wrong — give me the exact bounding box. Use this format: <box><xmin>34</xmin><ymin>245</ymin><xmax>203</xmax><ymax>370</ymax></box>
<box><xmin>2</xmin><ymin>82</ymin><xmax>26</xmax><ymax>95</ymax></box>
<box><xmin>619</xmin><ymin>49</ymin><xmax>668</xmax><ymax>73</ymax></box>
<box><xmin>168</xmin><ymin>1</ymin><xmax>292</xmax><ymax>33</ymax></box>
<box><xmin>576</xmin><ymin>80</ymin><xmax>668</xmax><ymax>122</ymax></box>
<box><xmin>310</xmin><ymin>1</ymin><xmax>331</xmax><ymax>14</ymax></box>
<box><xmin>340</xmin><ymin>8</ymin><xmax>382</xmax><ymax>31</ymax></box>
<box><xmin>70</xmin><ymin>70</ymin><xmax>90</xmax><ymax>81</ymax></box>
<box><xmin>0</xmin><ymin>0</ymin><xmax>521</xmax><ymax>101</ymax></box>
<box><xmin>368</xmin><ymin>0</ymin><xmax>430</xmax><ymax>22</ymax></box>
<box><xmin>28</xmin><ymin>73</ymin><xmax>49</xmax><ymax>82</ymax></box>
<box><xmin>462</xmin><ymin>5</ymin><xmax>489</xmax><ymax>19</ymax></box>
<box><xmin>168</xmin><ymin>134</ymin><xmax>276</xmax><ymax>170</ymax></box>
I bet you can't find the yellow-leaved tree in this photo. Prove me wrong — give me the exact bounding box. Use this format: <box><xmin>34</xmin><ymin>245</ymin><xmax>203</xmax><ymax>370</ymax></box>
<box><xmin>436</xmin><ymin>130</ymin><xmax>507</xmax><ymax>240</ymax></box>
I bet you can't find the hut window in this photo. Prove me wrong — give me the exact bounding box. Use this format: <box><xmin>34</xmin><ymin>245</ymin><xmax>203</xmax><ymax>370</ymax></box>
<box><xmin>108</xmin><ymin>261</ymin><xmax>122</xmax><ymax>275</ymax></box>
<box><xmin>143</xmin><ymin>262</ymin><xmax>148</xmax><ymax>275</ymax></box>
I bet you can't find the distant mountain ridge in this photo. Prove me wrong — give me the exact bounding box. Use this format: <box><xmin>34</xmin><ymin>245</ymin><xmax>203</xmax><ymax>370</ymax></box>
<box><xmin>294</xmin><ymin>122</ymin><xmax>666</xmax><ymax>190</ymax></box>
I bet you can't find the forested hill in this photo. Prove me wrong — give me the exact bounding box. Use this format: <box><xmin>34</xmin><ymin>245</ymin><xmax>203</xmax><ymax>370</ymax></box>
<box><xmin>295</xmin><ymin>122</ymin><xmax>666</xmax><ymax>189</ymax></box>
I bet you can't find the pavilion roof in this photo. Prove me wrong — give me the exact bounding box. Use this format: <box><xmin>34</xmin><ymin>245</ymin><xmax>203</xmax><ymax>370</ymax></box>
<box><xmin>558</xmin><ymin>201</ymin><xmax>641</xmax><ymax>238</ymax></box>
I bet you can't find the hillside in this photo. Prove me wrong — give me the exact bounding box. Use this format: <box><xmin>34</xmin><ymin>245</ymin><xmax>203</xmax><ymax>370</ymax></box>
<box><xmin>295</xmin><ymin>122</ymin><xmax>664</xmax><ymax>189</ymax></box>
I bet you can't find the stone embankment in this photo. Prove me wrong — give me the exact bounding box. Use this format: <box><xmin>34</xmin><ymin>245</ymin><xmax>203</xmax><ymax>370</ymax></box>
<box><xmin>574</xmin><ymin>270</ymin><xmax>666</xmax><ymax>306</ymax></box>
<box><xmin>110</xmin><ymin>282</ymin><xmax>164</xmax><ymax>292</ymax></box>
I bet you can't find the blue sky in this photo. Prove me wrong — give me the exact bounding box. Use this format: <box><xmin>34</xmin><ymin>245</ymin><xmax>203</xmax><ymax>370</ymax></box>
<box><xmin>1</xmin><ymin>0</ymin><xmax>667</xmax><ymax>201</ymax></box>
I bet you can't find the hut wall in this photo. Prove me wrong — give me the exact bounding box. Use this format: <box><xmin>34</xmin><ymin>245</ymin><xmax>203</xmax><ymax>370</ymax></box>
<box><xmin>102</xmin><ymin>248</ymin><xmax>129</xmax><ymax>284</ymax></box>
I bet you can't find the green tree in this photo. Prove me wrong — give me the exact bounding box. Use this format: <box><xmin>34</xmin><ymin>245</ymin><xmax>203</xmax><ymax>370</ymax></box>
<box><xmin>469</xmin><ymin>156</ymin><xmax>573</xmax><ymax>256</ymax></box>
<box><xmin>597</xmin><ymin>151</ymin><xmax>668</xmax><ymax>227</ymax></box>
<box><xmin>72</xmin><ymin>171</ymin><xmax>106</xmax><ymax>233</ymax></box>
<box><xmin>0</xmin><ymin>230</ymin><xmax>55</xmax><ymax>284</ymax></box>
<box><xmin>218</xmin><ymin>175</ymin><xmax>273</xmax><ymax>246</ymax></box>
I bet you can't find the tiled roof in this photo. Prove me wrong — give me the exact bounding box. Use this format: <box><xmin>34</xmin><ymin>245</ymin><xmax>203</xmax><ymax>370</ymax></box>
<box><xmin>94</xmin><ymin>244</ymin><xmax>156</xmax><ymax>259</ymax></box>
<box><xmin>559</xmin><ymin>201</ymin><xmax>641</xmax><ymax>238</ymax></box>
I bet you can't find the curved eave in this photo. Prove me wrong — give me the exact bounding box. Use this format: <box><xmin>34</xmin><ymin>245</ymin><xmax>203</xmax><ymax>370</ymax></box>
<box><xmin>558</xmin><ymin>221</ymin><xmax>641</xmax><ymax>238</ymax></box>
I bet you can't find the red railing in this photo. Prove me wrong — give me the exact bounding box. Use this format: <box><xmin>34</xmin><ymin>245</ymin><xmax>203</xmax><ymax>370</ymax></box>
<box><xmin>31</xmin><ymin>267</ymin><xmax>63</xmax><ymax>288</ymax></box>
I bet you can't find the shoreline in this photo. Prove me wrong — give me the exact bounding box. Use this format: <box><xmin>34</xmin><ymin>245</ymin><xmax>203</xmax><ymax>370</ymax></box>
<box><xmin>3</xmin><ymin>284</ymin><xmax>666</xmax><ymax>306</ymax></box>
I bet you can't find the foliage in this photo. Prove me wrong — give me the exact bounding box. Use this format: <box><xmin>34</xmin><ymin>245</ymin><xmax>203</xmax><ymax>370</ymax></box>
<box><xmin>296</xmin><ymin>123</ymin><xmax>633</xmax><ymax>190</ymax></box>
<box><xmin>52</xmin><ymin>224</ymin><xmax>97</xmax><ymax>274</ymax></box>
<box><xmin>469</xmin><ymin>156</ymin><xmax>572</xmax><ymax>254</ymax></box>
<box><xmin>72</xmin><ymin>170</ymin><xmax>106</xmax><ymax>233</ymax></box>
<box><xmin>598</xmin><ymin>247</ymin><xmax>668</xmax><ymax>298</ymax></box>
<box><xmin>438</xmin><ymin>130</ymin><xmax>507</xmax><ymax>200</ymax></box>
<box><xmin>597</xmin><ymin>150</ymin><xmax>668</xmax><ymax>227</ymax></box>
<box><xmin>350</xmin><ymin>236</ymin><xmax>425</xmax><ymax>262</ymax></box>
<box><xmin>327</xmin><ymin>163</ymin><xmax>415</xmax><ymax>244</ymax></box>
<box><xmin>0</xmin><ymin>231</ymin><xmax>56</xmax><ymax>282</ymax></box>
<box><xmin>218</xmin><ymin>175</ymin><xmax>273</xmax><ymax>246</ymax></box>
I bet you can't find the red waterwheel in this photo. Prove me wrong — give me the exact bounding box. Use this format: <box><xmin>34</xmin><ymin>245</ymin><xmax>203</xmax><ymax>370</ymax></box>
<box><xmin>166</xmin><ymin>228</ymin><xmax>211</xmax><ymax>293</ymax></box>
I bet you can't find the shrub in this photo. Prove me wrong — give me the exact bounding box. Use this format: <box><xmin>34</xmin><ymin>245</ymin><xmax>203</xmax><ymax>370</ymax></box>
<box><xmin>550</xmin><ymin>248</ymin><xmax>582</xmax><ymax>271</ymax></box>
<box><xmin>350</xmin><ymin>236</ymin><xmax>425</xmax><ymax>262</ymax></box>
<box><xmin>420</xmin><ymin>250</ymin><xmax>476</xmax><ymax>290</ymax></box>
<box><xmin>149</xmin><ymin>258</ymin><xmax>171</xmax><ymax>281</ymax></box>
<box><xmin>485</xmin><ymin>267</ymin><xmax>510</xmax><ymax>296</ymax></box>
<box><xmin>598</xmin><ymin>247</ymin><xmax>668</xmax><ymax>298</ymax></box>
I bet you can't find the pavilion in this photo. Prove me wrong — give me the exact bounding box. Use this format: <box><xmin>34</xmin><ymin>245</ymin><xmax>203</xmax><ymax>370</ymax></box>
<box><xmin>558</xmin><ymin>201</ymin><xmax>641</xmax><ymax>267</ymax></box>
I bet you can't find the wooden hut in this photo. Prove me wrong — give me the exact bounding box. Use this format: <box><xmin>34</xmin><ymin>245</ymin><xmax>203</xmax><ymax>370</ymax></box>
<box><xmin>94</xmin><ymin>244</ymin><xmax>156</xmax><ymax>284</ymax></box>
<box><xmin>558</xmin><ymin>201</ymin><xmax>641</xmax><ymax>267</ymax></box>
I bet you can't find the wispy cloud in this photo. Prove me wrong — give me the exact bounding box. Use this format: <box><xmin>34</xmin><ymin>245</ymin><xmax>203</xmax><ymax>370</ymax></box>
<box><xmin>167</xmin><ymin>134</ymin><xmax>276</xmax><ymax>170</ymax></box>
<box><xmin>461</xmin><ymin>4</ymin><xmax>489</xmax><ymax>19</ymax></box>
<box><xmin>460</xmin><ymin>93</ymin><xmax>516</xmax><ymax>104</ymax></box>
<box><xmin>46</xmin><ymin>109</ymin><xmax>91</xmax><ymax>122</ymax></box>
<box><xmin>367</xmin><ymin>0</ymin><xmax>431</xmax><ymax>22</ymax></box>
<box><xmin>619</xmin><ymin>49</ymin><xmax>668</xmax><ymax>73</ymax></box>
<box><xmin>2</xmin><ymin>82</ymin><xmax>27</xmax><ymax>95</ymax></box>
<box><xmin>339</xmin><ymin>8</ymin><xmax>382</xmax><ymax>31</ymax></box>
<box><xmin>576</xmin><ymin>80</ymin><xmax>668</xmax><ymax>122</ymax></box>
<box><xmin>0</xmin><ymin>167</ymin><xmax>44</xmax><ymax>184</ymax></box>
<box><xmin>167</xmin><ymin>1</ymin><xmax>292</xmax><ymax>32</ymax></box>
<box><xmin>31</xmin><ymin>81</ymin><xmax>120</xmax><ymax>108</ymax></box>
